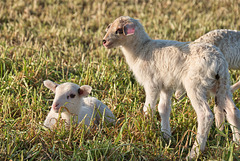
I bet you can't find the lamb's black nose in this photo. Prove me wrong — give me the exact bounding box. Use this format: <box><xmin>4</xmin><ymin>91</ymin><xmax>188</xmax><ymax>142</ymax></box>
<box><xmin>102</xmin><ymin>39</ymin><xmax>106</xmax><ymax>44</ymax></box>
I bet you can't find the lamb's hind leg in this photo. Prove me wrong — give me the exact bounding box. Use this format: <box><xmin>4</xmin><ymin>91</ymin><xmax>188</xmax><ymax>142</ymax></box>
<box><xmin>185</xmin><ymin>85</ymin><xmax>214</xmax><ymax>159</ymax></box>
<box><xmin>231</xmin><ymin>81</ymin><xmax>240</xmax><ymax>93</ymax></box>
<box><xmin>225</xmin><ymin>91</ymin><xmax>240</xmax><ymax>143</ymax></box>
<box><xmin>214</xmin><ymin>79</ymin><xmax>240</xmax><ymax>143</ymax></box>
<box><xmin>213</xmin><ymin>85</ymin><xmax>226</xmax><ymax>131</ymax></box>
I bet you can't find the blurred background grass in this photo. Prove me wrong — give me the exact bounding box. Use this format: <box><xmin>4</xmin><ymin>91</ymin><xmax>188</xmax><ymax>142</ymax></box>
<box><xmin>0</xmin><ymin>0</ymin><xmax>240</xmax><ymax>160</ymax></box>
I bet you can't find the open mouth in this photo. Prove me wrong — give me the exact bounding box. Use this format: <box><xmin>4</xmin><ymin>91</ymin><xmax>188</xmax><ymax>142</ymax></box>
<box><xmin>53</xmin><ymin>107</ymin><xmax>60</xmax><ymax>113</ymax></box>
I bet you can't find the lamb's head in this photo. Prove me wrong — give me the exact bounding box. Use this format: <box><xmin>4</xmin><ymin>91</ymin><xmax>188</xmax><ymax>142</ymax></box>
<box><xmin>103</xmin><ymin>16</ymin><xmax>140</xmax><ymax>49</ymax></box>
<box><xmin>44</xmin><ymin>80</ymin><xmax>92</xmax><ymax>114</ymax></box>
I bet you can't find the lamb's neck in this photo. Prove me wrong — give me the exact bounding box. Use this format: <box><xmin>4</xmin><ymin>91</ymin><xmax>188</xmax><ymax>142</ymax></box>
<box><xmin>61</xmin><ymin>100</ymin><xmax>83</xmax><ymax>124</ymax></box>
<box><xmin>121</xmin><ymin>32</ymin><xmax>151</xmax><ymax>66</ymax></box>
<box><xmin>73</xmin><ymin>100</ymin><xmax>84</xmax><ymax>115</ymax></box>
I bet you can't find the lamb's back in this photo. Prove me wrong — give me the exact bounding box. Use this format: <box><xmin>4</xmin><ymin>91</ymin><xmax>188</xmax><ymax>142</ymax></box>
<box><xmin>133</xmin><ymin>40</ymin><xmax>225</xmax><ymax>90</ymax></box>
<box><xmin>83</xmin><ymin>97</ymin><xmax>116</xmax><ymax>124</ymax></box>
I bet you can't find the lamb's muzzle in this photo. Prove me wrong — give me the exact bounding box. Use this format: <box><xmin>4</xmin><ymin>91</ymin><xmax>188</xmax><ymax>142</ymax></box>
<box><xmin>102</xmin><ymin>39</ymin><xmax>106</xmax><ymax>45</ymax></box>
<box><xmin>52</xmin><ymin>103</ymin><xmax>60</xmax><ymax>112</ymax></box>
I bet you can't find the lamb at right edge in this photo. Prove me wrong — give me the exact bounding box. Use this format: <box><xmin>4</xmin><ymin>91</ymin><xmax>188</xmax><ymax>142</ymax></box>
<box><xmin>195</xmin><ymin>29</ymin><xmax>240</xmax><ymax>91</ymax></box>
<box><xmin>175</xmin><ymin>29</ymin><xmax>240</xmax><ymax>99</ymax></box>
<box><xmin>195</xmin><ymin>29</ymin><xmax>240</xmax><ymax>70</ymax></box>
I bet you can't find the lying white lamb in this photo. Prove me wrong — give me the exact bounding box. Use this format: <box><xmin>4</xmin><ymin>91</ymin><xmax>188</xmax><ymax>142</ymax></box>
<box><xmin>43</xmin><ymin>80</ymin><xmax>116</xmax><ymax>129</ymax></box>
<box><xmin>102</xmin><ymin>16</ymin><xmax>240</xmax><ymax>159</ymax></box>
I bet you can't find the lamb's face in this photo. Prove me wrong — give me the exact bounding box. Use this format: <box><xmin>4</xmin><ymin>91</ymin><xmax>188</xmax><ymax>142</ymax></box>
<box><xmin>52</xmin><ymin>83</ymin><xmax>81</xmax><ymax>113</ymax></box>
<box><xmin>103</xmin><ymin>16</ymin><xmax>136</xmax><ymax>49</ymax></box>
<box><xmin>44</xmin><ymin>80</ymin><xmax>92</xmax><ymax>114</ymax></box>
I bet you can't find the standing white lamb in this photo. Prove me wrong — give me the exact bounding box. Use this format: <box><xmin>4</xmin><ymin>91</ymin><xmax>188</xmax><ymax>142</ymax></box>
<box><xmin>102</xmin><ymin>16</ymin><xmax>240</xmax><ymax>159</ymax></box>
<box><xmin>43</xmin><ymin>80</ymin><xmax>116</xmax><ymax>129</ymax></box>
<box><xmin>176</xmin><ymin>29</ymin><xmax>240</xmax><ymax>99</ymax></box>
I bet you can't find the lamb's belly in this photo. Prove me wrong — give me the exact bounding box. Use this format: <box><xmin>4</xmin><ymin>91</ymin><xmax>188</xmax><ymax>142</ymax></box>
<box><xmin>131</xmin><ymin>60</ymin><xmax>184</xmax><ymax>90</ymax></box>
<box><xmin>133</xmin><ymin>69</ymin><xmax>176</xmax><ymax>90</ymax></box>
<box><xmin>159</xmin><ymin>73</ymin><xmax>184</xmax><ymax>91</ymax></box>
<box><xmin>132</xmin><ymin>68</ymin><xmax>153</xmax><ymax>86</ymax></box>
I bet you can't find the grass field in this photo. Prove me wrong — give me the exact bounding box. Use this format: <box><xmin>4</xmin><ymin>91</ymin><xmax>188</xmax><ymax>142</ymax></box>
<box><xmin>0</xmin><ymin>0</ymin><xmax>240</xmax><ymax>160</ymax></box>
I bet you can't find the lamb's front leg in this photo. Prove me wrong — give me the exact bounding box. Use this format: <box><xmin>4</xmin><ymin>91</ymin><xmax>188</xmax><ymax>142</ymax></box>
<box><xmin>44</xmin><ymin>108</ymin><xmax>60</xmax><ymax>129</ymax></box>
<box><xmin>158</xmin><ymin>89</ymin><xmax>173</xmax><ymax>139</ymax></box>
<box><xmin>143</xmin><ymin>84</ymin><xmax>160</xmax><ymax>117</ymax></box>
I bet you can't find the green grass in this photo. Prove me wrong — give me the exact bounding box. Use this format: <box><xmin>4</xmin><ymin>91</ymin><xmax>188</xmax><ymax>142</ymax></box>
<box><xmin>0</xmin><ymin>0</ymin><xmax>240</xmax><ymax>160</ymax></box>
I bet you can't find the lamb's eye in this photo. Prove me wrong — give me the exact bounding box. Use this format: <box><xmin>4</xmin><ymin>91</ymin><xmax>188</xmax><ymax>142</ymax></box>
<box><xmin>70</xmin><ymin>94</ymin><xmax>75</xmax><ymax>98</ymax></box>
<box><xmin>67</xmin><ymin>96</ymin><xmax>69</xmax><ymax>99</ymax></box>
<box><xmin>115</xmin><ymin>28</ymin><xmax>123</xmax><ymax>35</ymax></box>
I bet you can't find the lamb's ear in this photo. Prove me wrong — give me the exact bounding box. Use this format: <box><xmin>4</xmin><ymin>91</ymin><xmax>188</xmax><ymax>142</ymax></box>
<box><xmin>43</xmin><ymin>80</ymin><xmax>58</xmax><ymax>93</ymax></box>
<box><xmin>105</xmin><ymin>23</ymin><xmax>112</xmax><ymax>32</ymax></box>
<box><xmin>78</xmin><ymin>85</ymin><xmax>92</xmax><ymax>97</ymax></box>
<box><xmin>123</xmin><ymin>23</ymin><xmax>135</xmax><ymax>36</ymax></box>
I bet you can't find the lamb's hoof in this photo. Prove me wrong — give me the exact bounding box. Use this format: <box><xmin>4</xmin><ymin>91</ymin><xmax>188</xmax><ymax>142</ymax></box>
<box><xmin>186</xmin><ymin>153</ymin><xmax>195</xmax><ymax>161</ymax></box>
<box><xmin>185</xmin><ymin>155</ymin><xmax>193</xmax><ymax>161</ymax></box>
<box><xmin>186</xmin><ymin>147</ymin><xmax>200</xmax><ymax>161</ymax></box>
<box><xmin>162</xmin><ymin>130</ymin><xmax>171</xmax><ymax>141</ymax></box>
